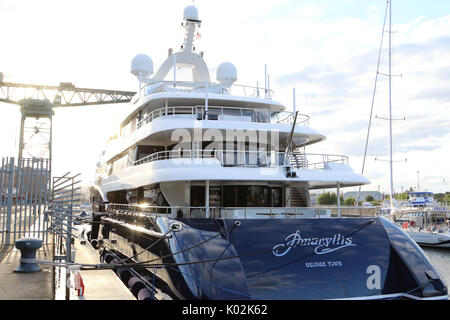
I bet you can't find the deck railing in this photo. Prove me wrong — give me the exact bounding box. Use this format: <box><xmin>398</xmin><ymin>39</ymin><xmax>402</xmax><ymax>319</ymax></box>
<box><xmin>133</xmin><ymin>149</ymin><xmax>349</xmax><ymax>170</ymax></box>
<box><xmin>136</xmin><ymin>80</ymin><xmax>275</xmax><ymax>101</ymax></box>
<box><xmin>133</xmin><ymin>149</ymin><xmax>286</xmax><ymax>167</ymax></box>
<box><xmin>290</xmin><ymin>152</ymin><xmax>348</xmax><ymax>170</ymax></box>
<box><xmin>136</xmin><ymin>105</ymin><xmax>310</xmax><ymax>130</ymax></box>
<box><xmin>105</xmin><ymin>203</ymin><xmax>382</xmax><ymax>220</ymax></box>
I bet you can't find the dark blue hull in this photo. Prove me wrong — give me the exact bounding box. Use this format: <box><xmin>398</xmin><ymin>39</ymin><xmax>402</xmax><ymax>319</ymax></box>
<box><xmin>93</xmin><ymin>215</ymin><xmax>448</xmax><ymax>300</ymax></box>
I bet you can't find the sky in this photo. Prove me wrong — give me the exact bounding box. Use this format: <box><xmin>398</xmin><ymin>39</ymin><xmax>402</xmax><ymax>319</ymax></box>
<box><xmin>0</xmin><ymin>0</ymin><xmax>449</xmax><ymax>194</ymax></box>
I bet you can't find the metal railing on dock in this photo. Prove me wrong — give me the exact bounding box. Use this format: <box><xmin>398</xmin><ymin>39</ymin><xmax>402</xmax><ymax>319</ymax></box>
<box><xmin>0</xmin><ymin>157</ymin><xmax>51</xmax><ymax>245</ymax></box>
<box><xmin>47</xmin><ymin>172</ymin><xmax>81</xmax><ymax>262</ymax></box>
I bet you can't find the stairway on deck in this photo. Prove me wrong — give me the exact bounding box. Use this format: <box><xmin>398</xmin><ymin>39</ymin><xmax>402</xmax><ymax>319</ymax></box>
<box><xmin>290</xmin><ymin>187</ymin><xmax>308</xmax><ymax>207</ymax></box>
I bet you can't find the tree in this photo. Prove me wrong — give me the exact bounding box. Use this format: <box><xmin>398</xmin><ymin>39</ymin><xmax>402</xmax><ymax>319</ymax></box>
<box><xmin>366</xmin><ymin>195</ymin><xmax>375</xmax><ymax>202</ymax></box>
<box><xmin>445</xmin><ymin>193</ymin><xmax>450</xmax><ymax>203</ymax></box>
<box><xmin>435</xmin><ymin>193</ymin><xmax>445</xmax><ymax>202</ymax></box>
<box><xmin>318</xmin><ymin>192</ymin><xmax>336</xmax><ymax>205</ymax></box>
<box><xmin>317</xmin><ymin>192</ymin><xmax>344</xmax><ymax>205</ymax></box>
<box><xmin>344</xmin><ymin>197</ymin><xmax>355</xmax><ymax>205</ymax></box>
<box><xmin>396</xmin><ymin>192</ymin><xmax>409</xmax><ymax>200</ymax></box>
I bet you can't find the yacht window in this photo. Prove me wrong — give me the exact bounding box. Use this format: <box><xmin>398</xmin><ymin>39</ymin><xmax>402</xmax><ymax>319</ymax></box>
<box><xmin>191</xmin><ymin>186</ymin><xmax>206</xmax><ymax>207</ymax></box>
<box><xmin>223</xmin><ymin>185</ymin><xmax>283</xmax><ymax>207</ymax></box>
<box><xmin>241</xmin><ymin>109</ymin><xmax>252</xmax><ymax>119</ymax></box>
<box><xmin>136</xmin><ymin>145</ymin><xmax>165</xmax><ymax>161</ymax></box>
<box><xmin>271</xmin><ymin>188</ymin><xmax>282</xmax><ymax>207</ymax></box>
<box><xmin>223</xmin><ymin>186</ymin><xmax>247</xmax><ymax>207</ymax></box>
<box><xmin>112</xmin><ymin>154</ymin><xmax>129</xmax><ymax>174</ymax></box>
<box><xmin>256</xmin><ymin>110</ymin><xmax>269</xmax><ymax>123</ymax></box>
<box><xmin>247</xmin><ymin>186</ymin><xmax>269</xmax><ymax>207</ymax></box>
<box><xmin>207</xmin><ymin>107</ymin><xmax>220</xmax><ymax>120</ymax></box>
<box><xmin>223</xmin><ymin>108</ymin><xmax>241</xmax><ymax>117</ymax></box>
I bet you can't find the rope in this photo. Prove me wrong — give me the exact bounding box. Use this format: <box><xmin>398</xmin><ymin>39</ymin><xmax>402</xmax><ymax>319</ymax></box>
<box><xmin>112</xmin><ymin>223</ymin><xmax>176</xmax><ymax>264</ymax></box>
<box><xmin>127</xmin><ymin>220</ymin><xmax>241</xmax><ymax>266</ymax></box>
<box><xmin>165</xmin><ymin>265</ymin><xmax>254</xmax><ymax>299</ymax></box>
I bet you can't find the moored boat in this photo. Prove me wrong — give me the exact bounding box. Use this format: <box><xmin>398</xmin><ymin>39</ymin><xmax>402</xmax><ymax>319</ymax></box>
<box><xmin>88</xmin><ymin>3</ymin><xmax>448</xmax><ymax>300</ymax></box>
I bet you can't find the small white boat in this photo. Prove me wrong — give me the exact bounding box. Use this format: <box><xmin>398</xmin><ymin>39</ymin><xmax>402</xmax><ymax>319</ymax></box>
<box><xmin>403</xmin><ymin>228</ymin><xmax>450</xmax><ymax>249</ymax></box>
<box><xmin>395</xmin><ymin>193</ymin><xmax>450</xmax><ymax>248</ymax></box>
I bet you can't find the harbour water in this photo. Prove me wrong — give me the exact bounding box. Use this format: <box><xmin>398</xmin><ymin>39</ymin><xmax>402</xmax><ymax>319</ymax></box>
<box><xmin>423</xmin><ymin>247</ymin><xmax>450</xmax><ymax>299</ymax></box>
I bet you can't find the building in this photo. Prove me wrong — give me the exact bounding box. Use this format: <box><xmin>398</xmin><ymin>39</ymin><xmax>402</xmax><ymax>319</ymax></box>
<box><xmin>343</xmin><ymin>191</ymin><xmax>383</xmax><ymax>202</ymax></box>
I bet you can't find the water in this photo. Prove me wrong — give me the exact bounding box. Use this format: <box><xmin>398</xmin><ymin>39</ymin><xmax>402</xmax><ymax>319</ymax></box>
<box><xmin>422</xmin><ymin>247</ymin><xmax>450</xmax><ymax>299</ymax></box>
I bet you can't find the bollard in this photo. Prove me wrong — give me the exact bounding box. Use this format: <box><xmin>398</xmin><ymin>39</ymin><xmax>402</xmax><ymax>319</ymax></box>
<box><xmin>14</xmin><ymin>237</ymin><xmax>43</xmax><ymax>273</ymax></box>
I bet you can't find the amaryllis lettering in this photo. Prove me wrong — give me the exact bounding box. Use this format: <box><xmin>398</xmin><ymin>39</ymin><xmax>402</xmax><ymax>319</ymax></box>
<box><xmin>272</xmin><ymin>230</ymin><xmax>357</xmax><ymax>256</ymax></box>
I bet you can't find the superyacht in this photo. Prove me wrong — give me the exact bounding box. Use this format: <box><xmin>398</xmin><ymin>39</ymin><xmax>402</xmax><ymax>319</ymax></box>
<box><xmin>89</xmin><ymin>5</ymin><xmax>448</xmax><ymax>300</ymax></box>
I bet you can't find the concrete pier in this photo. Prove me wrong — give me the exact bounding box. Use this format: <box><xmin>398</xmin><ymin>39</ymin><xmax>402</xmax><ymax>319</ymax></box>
<box><xmin>71</xmin><ymin>230</ymin><xmax>135</xmax><ymax>300</ymax></box>
<box><xmin>0</xmin><ymin>230</ymin><xmax>136</xmax><ymax>300</ymax></box>
<box><xmin>0</xmin><ymin>243</ymin><xmax>54</xmax><ymax>300</ymax></box>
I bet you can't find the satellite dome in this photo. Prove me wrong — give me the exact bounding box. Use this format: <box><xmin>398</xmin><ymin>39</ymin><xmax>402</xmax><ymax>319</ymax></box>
<box><xmin>131</xmin><ymin>54</ymin><xmax>153</xmax><ymax>77</ymax></box>
<box><xmin>184</xmin><ymin>5</ymin><xmax>198</xmax><ymax>20</ymax></box>
<box><xmin>216</xmin><ymin>62</ymin><xmax>237</xmax><ymax>84</ymax></box>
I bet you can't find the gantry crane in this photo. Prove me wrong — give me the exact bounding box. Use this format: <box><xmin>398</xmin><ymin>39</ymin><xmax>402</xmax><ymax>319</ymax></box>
<box><xmin>0</xmin><ymin>74</ymin><xmax>136</xmax><ymax>170</ymax></box>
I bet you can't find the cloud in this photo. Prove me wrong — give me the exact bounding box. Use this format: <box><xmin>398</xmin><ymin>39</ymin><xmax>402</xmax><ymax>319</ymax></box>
<box><xmin>277</xmin><ymin>64</ymin><xmax>355</xmax><ymax>93</ymax></box>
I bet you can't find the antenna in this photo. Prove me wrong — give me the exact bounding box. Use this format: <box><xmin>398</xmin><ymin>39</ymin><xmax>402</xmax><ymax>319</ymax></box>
<box><xmin>182</xmin><ymin>5</ymin><xmax>201</xmax><ymax>53</ymax></box>
<box><xmin>293</xmin><ymin>87</ymin><xmax>296</xmax><ymax>113</ymax></box>
<box><xmin>173</xmin><ymin>54</ymin><xmax>177</xmax><ymax>87</ymax></box>
<box><xmin>417</xmin><ymin>171</ymin><xmax>420</xmax><ymax>191</ymax></box>
<box><xmin>264</xmin><ymin>64</ymin><xmax>267</xmax><ymax>99</ymax></box>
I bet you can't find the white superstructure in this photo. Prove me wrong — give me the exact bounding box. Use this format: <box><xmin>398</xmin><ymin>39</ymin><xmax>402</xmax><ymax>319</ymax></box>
<box><xmin>93</xmin><ymin>5</ymin><xmax>369</xmax><ymax>217</ymax></box>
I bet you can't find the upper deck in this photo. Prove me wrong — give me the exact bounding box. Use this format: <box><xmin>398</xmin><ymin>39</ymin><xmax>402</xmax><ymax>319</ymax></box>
<box><xmin>120</xmin><ymin>80</ymin><xmax>285</xmax><ymax>130</ymax></box>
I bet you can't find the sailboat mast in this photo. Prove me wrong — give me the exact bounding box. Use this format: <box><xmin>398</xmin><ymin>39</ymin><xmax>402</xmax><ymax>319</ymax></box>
<box><xmin>388</xmin><ymin>0</ymin><xmax>395</xmax><ymax>215</ymax></box>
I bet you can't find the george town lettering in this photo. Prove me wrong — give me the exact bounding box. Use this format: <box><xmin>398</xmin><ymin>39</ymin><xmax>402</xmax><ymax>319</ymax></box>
<box><xmin>305</xmin><ymin>261</ymin><xmax>343</xmax><ymax>268</ymax></box>
<box><xmin>273</xmin><ymin>231</ymin><xmax>357</xmax><ymax>257</ymax></box>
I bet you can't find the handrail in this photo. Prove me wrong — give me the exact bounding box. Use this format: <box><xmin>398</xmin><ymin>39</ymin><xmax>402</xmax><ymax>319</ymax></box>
<box><xmin>106</xmin><ymin>203</ymin><xmax>383</xmax><ymax>219</ymax></box>
<box><xmin>138</xmin><ymin>80</ymin><xmax>275</xmax><ymax>101</ymax></box>
<box><xmin>133</xmin><ymin>149</ymin><xmax>349</xmax><ymax>170</ymax></box>
<box><xmin>134</xmin><ymin>149</ymin><xmax>286</xmax><ymax>167</ymax></box>
<box><xmin>136</xmin><ymin>105</ymin><xmax>310</xmax><ymax>130</ymax></box>
<box><xmin>274</xmin><ymin>111</ymin><xmax>310</xmax><ymax>126</ymax></box>
<box><xmin>290</xmin><ymin>152</ymin><xmax>348</xmax><ymax>169</ymax></box>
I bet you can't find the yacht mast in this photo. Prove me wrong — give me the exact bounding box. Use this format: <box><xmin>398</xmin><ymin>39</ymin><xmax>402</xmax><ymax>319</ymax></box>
<box><xmin>388</xmin><ymin>0</ymin><xmax>395</xmax><ymax>217</ymax></box>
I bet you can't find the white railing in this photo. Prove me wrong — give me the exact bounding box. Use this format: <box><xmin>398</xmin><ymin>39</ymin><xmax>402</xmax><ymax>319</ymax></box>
<box><xmin>136</xmin><ymin>105</ymin><xmax>310</xmax><ymax>130</ymax></box>
<box><xmin>133</xmin><ymin>149</ymin><xmax>349</xmax><ymax>171</ymax></box>
<box><xmin>106</xmin><ymin>203</ymin><xmax>382</xmax><ymax>220</ymax></box>
<box><xmin>137</xmin><ymin>106</ymin><xmax>195</xmax><ymax>129</ymax></box>
<box><xmin>290</xmin><ymin>152</ymin><xmax>348</xmax><ymax>170</ymax></box>
<box><xmin>134</xmin><ymin>149</ymin><xmax>286</xmax><ymax>167</ymax></box>
<box><xmin>274</xmin><ymin>111</ymin><xmax>310</xmax><ymax>126</ymax></box>
<box><xmin>136</xmin><ymin>80</ymin><xmax>275</xmax><ymax>101</ymax></box>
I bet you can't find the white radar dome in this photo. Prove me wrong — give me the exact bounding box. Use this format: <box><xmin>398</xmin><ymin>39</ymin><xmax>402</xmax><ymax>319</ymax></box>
<box><xmin>184</xmin><ymin>5</ymin><xmax>198</xmax><ymax>20</ymax></box>
<box><xmin>216</xmin><ymin>62</ymin><xmax>237</xmax><ymax>84</ymax></box>
<box><xmin>131</xmin><ymin>54</ymin><xmax>153</xmax><ymax>78</ymax></box>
